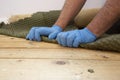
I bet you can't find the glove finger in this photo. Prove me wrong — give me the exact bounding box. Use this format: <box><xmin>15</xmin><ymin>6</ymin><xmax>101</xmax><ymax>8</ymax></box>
<box><xmin>60</xmin><ymin>32</ymin><xmax>68</xmax><ymax>47</ymax></box>
<box><xmin>56</xmin><ymin>33</ymin><xmax>62</xmax><ymax>45</ymax></box>
<box><xmin>26</xmin><ymin>27</ymin><xmax>38</xmax><ymax>40</ymax></box>
<box><xmin>34</xmin><ymin>27</ymin><xmax>53</xmax><ymax>41</ymax></box>
<box><xmin>39</xmin><ymin>27</ymin><xmax>52</xmax><ymax>36</ymax></box>
<box><xmin>26</xmin><ymin>34</ymin><xmax>30</xmax><ymax>40</ymax></box>
<box><xmin>73</xmin><ymin>37</ymin><xmax>81</xmax><ymax>48</ymax></box>
<box><xmin>35</xmin><ymin>29</ymin><xmax>42</xmax><ymax>41</ymax></box>
<box><xmin>67</xmin><ymin>33</ymin><xmax>76</xmax><ymax>47</ymax></box>
<box><xmin>49</xmin><ymin>31</ymin><xmax>59</xmax><ymax>40</ymax></box>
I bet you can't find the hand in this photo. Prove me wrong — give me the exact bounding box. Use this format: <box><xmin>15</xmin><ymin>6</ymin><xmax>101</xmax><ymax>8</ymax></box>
<box><xmin>56</xmin><ymin>28</ymin><xmax>96</xmax><ymax>47</ymax></box>
<box><xmin>26</xmin><ymin>25</ymin><xmax>62</xmax><ymax>41</ymax></box>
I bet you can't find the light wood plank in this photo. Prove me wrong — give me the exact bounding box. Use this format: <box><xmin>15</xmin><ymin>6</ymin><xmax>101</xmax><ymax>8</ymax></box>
<box><xmin>0</xmin><ymin>49</ymin><xmax>120</xmax><ymax>60</ymax></box>
<box><xmin>0</xmin><ymin>41</ymin><xmax>63</xmax><ymax>49</ymax></box>
<box><xmin>0</xmin><ymin>35</ymin><xmax>120</xmax><ymax>80</ymax></box>
<box><xmin>0</xmin><ymin>59</ymin><xmax>120</xmax><ymax>80</ymax></box>
<box><xmin>0</xmin><ymin>35</ymin><xmax>26</xmax><ymax>41</ymax></box>
<box><xmin>0</xmin><ymin>35</ymin><xmax>65</xmax><ymax>49</ymax></box>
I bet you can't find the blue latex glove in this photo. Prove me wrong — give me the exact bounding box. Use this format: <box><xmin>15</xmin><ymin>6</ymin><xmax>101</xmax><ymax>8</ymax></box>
<box><xmin>26</xmin><ymin>25</ymin><xmax>62</xmax><ymax>41</ymax></box>
<box><xmin>56</xmin><ymin>28</ymin><xmax>97</xmax><ymax>47</ymax></box>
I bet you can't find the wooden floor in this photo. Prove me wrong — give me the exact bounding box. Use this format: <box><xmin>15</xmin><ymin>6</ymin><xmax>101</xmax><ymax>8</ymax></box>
<box><xmin>0</xmin><ymin>35</ymin><xmax>120</xmax><ymax>80</ymax></box>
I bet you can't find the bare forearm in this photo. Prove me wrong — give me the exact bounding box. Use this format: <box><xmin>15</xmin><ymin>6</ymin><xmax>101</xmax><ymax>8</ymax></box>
<box><xmin>55</xmin><ymin>0</ymin><xmax>86</xmax><ymax>29</ymax></box>
<box><xmin>87</xmin><ymin>0</ymin><xmax>120</xmax><ymax>37</ymax></box>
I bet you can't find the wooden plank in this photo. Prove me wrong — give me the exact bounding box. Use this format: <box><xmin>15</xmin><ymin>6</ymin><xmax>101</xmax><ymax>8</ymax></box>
<box><xmin>0</xmin><ymin>35</ymin><xmax>64</xmax><ymax>49</ymax></box>
<box><xmin>0</xmin><ymin>35</ymin><xmax>26</xmax><ymax>41</ymax></box>
<box><xmin>0</xmin><ymin>41</ymin><xmax>63</xmax><ymax>49</ymax></box>
<box><xmin>0</xmin><ymin>49</ymin><xmax>120</xmax><ymax>60</ymax></box>
<box><xmin>0</xmin><ymin>35</ymin><xmax>119</xmax><ymax>52</ymax></box>
<box><xmin>0</xmin><ymin>59</ymin><xmax>120</xmax><ymax>80</ymax></box>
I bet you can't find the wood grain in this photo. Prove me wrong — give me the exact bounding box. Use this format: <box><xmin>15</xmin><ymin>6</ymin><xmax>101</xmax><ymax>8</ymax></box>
<box><xmin>0</xmin><ymin>59</ymin><xmax>120</xmax><ymax>80</ymax></box>
<box><xmin>0</xmin><ymin>35</ymin><xmax>120</xmax><ymax>80</ymax></box>
<box><xmin>0</xmin><ymin>49</ymin><xmax>120</xmax><ymax>60</ymax></box>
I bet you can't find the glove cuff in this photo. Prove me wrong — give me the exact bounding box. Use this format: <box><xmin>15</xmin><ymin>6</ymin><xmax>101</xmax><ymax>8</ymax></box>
<box><xmin>52</xmin><ymin>25</ymin><xmax>63</xmax><ymax>32</ymax></box>
<box><xmin>84</xmin><ymin>27</ymin><xmax>97</xmax><ymax>39</ymax></box>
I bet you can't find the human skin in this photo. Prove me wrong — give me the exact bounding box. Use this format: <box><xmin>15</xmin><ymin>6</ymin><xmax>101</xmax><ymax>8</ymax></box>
<box><xmin>87</xmin><ymin>0</ymin><xmax>120</xmax><ymax>37</ymax></box>
<box><xmin>54</xmin><ymin>0</ymin><xmax>120</xmax><ymax>37</ymax></box>
<box><xmin>54</xmin><ymin>0</ymin><xmax>87</xmax><ymax>29</ymax></box>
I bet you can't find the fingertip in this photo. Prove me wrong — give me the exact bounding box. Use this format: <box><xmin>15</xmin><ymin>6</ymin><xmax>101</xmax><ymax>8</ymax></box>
<box><xmin>35</xmin><ymin>38</ymin><xmax>41</xmax><ymax>42</ymax></box>
<box><xmin>36</xmin><ymin>39</ymin><xmax>41</xmax><ymax>42</ymax></box>
<box><xmin>26</xmin><ymin>36</ymin><xmax>29</xmax><ymax>40</ymax></box>
<box><xmin>34</xmin><ymin>29</ymin><xmax>41</xmax><ymax>41</ymax></box>
<box><xmin>56</xmin><ymin>33</ymin><xmax>62</xmax><ymax>45</ymax></box>
<box><xmin>73</xmin><ymin>43</ymin><xmax>79</xmax><ymax>48</ymax></box>
<box><xmin>26</xmin><ymin>35</ymin><xmax>34</xmax><ymax>41</ymax></box>
<box><xmin>67</xmin><ymin>35</ymin><xmax>75</xmax><ymax>47</ymax></box>
<box><xmin>26</xmin><ymin>38</ymin><xmax>29</xmax><ymax>40</ymax></box>
<box><xmin>73</xmin><ymin>37</ymin><xmax>81</xmax><ymax>47</ymax></box>
<box><xmin>49</xmin><ymin>34</ymin><xmax>55</xmax><ymax>40</ymax></box>
<box><xmin>73</xmin><ymin>44</ymin><xmax>79</xmax><ymax>48</ymax></box>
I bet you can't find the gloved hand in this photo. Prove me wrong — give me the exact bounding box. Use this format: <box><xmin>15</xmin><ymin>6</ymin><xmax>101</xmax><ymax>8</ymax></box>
<box><xmin>56</xmin><ymin>28</ymin><xmax>97</xmax><ymax>47</ymax></box>
<box><xmin>26</xmin><ymin>25</ymin><xmax>62</xmax><ymax>41</ymax></box>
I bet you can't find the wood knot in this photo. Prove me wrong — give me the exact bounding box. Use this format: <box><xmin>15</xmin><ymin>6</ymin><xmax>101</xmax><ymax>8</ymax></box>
<box><xmin>10</xmin><ymin>37</ymin><xmax>14</xmax><ymax>39</ymax></box>
<box><xmin>55</xmin><ymin>61</ymin><xmax>66</xmax><ymax>65</ymax></box>
<box><xmin>102</xmin><ymin>55</ymin><xmax>109</xmax><ymax>59</ymax></box>
<box><xmin>17</xmin><ymin>59</ymin><xmax>23</xmax><ymax>62</ymax></box>
<box><xmin>88</xmin><ymin>69</ymin><xmax>95</xmax><ymax>73</ymax></box>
